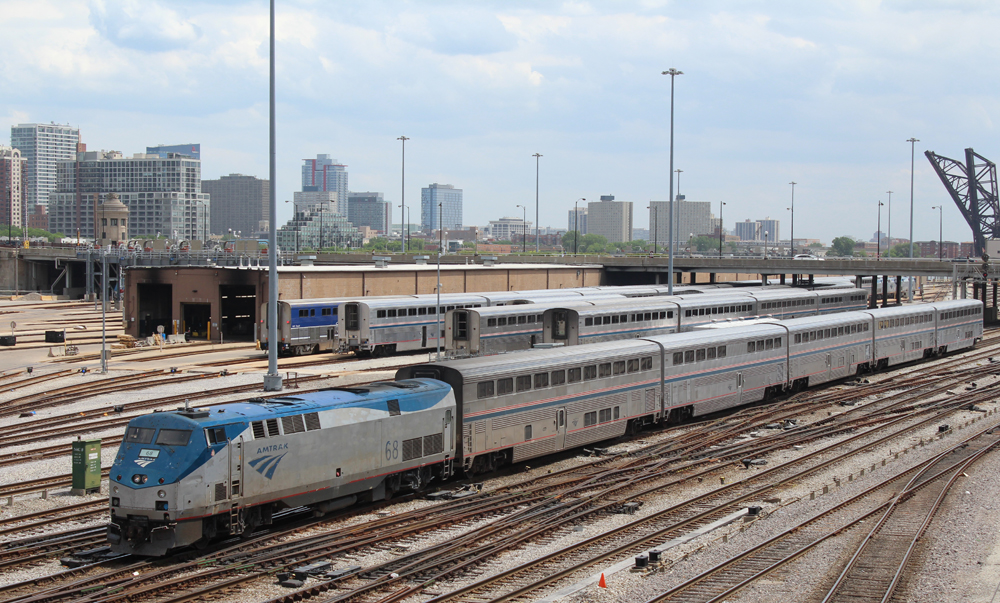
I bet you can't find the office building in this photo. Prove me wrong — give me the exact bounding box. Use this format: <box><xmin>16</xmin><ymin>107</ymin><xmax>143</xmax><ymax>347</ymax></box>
<box><xmin>587</xmin><ymin>195</ymin><xmax>632</xmax><ymax>244</ymax></box>
<box><xmin>486</xmin><ymin>217</ymin><xmax>532</xmax><ymax>241</ymax></box>
<box><xmin>568</xmin><ymin>207</ymin><xmax>588</xmax><ymax>235</ymax></box>
<box><xmin>10</xmin><ymin>122</ymin><xmax>81</xmax><ymax>214</ymax></box>
<box><xmin>0</xmin><ymin>146</ymin><xmax>27</xmax><ymax>230</ymax></box>
<box><xmin>147</xmin><ymin>144</ymin><xmax>200</xmax><ymax>160</ymax></box>
<box><xmin>421</xmin><ymin>183</ymin><xmax>463</xmax><ymax>232</ymax></box>
<box><xmin>302</xmin><ymin>155</ymin><xmax>348</xmax><ymax>211</ymax></box>
<box><xmin>347</xmin><ymin>192</ymin><xmax>389</xmax><ymax>234</ymax></box>
<box><xmin>201</xmin><ymin>174</ymin><xmax>269</xmax><ymax>236</ymax></box>
<box><xmin>49</xmin><ymin>150</ymin><xmax>210</xmax><ymax>240</ymax></box>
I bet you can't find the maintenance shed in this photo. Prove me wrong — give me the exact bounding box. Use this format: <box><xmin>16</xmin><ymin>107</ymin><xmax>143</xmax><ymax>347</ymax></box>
<box><xmin>121</xmin><ymin>263</ymin><xmax>603</xmax><ymax>341</ymax></box>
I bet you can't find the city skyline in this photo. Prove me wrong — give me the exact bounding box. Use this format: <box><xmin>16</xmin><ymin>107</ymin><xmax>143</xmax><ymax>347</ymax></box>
<box><xmin>2</xmin><ymin>2</ymin><xmax>997</xmax><ymax>244</ymax></box>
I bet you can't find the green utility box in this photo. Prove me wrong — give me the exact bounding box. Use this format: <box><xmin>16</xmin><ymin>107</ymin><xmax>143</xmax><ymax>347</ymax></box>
<box><xmin>71</xmin><ymin>439</ymin><xmax>102</xmax><ymax>495</ymax></box>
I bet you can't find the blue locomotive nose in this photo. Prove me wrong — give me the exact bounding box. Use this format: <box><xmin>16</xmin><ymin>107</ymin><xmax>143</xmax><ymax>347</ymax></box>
<box><xmin>109</xmin><ymin>413</ymin><xmax>214</xmax><ymax>556</ymax></box>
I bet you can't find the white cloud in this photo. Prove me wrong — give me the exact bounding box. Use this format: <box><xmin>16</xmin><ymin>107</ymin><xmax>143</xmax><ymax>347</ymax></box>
<box><xmin>90</xmin><ymin>0</ymin><xmax>200</xmax><ymax>52</ymax></box>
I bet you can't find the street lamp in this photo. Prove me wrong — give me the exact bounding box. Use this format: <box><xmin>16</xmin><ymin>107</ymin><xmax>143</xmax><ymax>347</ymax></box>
<box><xmin>575</xmin><ymin>198</ymin><xmax>585</xmax><ymax>255</ymax></box>
<box><xmin>763</xmin><ymin>230</ymin><xmax>768</xmax><ymax>259</ymax></box>
<box><xmin>648</xmin><ymin>205</ymin><xmax>658</xmax><ymax>255</ymax></box>
<box><xmin>877</xmin><ymin>200</ymin><xmax>884</xmax><ymax>260</ymax></box>
<box><xmin>689</xmin><ymin>232</ymin><xmax>694</xmax><ymax>256</ymax></box>
<box><xmin>516</xmin><ymin>204</ymin><xmax>527</xmax><ymax>253</ymax></box>
<box><xmin>718</xmin><ymin>202</ymin><xmax>726</xmax><ymax>256</ymax></box>
<box><xmin>931</xmin><ymin>205</ymin><xmax>943</xmax><ymax>260</ymax></box>
<box><xmin>533</xmin><ymin>153</ymin><xmax>542</xmax><ymax>252</ymax></box>
<box><xmin>397</xmin><ymin>135</ymin><xmax>409</xmax><ymax>253</ymax></box>
<box><xmin>436</xmin><ymin>201</ymin><xmax>442</xmax><ymax>361</ymax></box>
<box><xmin>789</xmin><ymin>181</ymin><xmax>796</xmax><ymax>257</ymax></box>
<box><xmin>662</xmin><ymin>67</ymin><xmax>683</xmax><ymax>295</ymax></box>
<box><xmin>907</xmin><ymin>137</ymin><xmax>920</xmax><ymax>299</ymax></box>
<box><xmin>886</xmin><ymin>190</ymin><xmax>893</xmax><ymax>255</ymax></box>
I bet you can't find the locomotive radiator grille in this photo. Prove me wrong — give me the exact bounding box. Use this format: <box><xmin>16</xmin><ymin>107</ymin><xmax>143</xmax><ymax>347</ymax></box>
<box><xmin>402</xmin><ymin>438</ymin><xmax>422</xmax><ymax>461</ymax></box>
<box><xmin>251</xmin><ymin>422</ymin><xmax>266</xmax><ymax>439</ymax></box>
<box><xmin>304</xmin><ymin>412</ymin><xmax>322</xmax><ymax>431</ymax></box>
<box><xmin>215</xmin><ymin>482</ymin><xmax>227</xmax><ymax>502</ymax></box>
<box><xmin>423</xmin><ymin>433</ymin><xmax>444</xmax><ymax>455</ymax></box>
<box><xmin>281</xmin><ymin>415</ymin><xmax>305</xmax><ymax>434</ymax></box>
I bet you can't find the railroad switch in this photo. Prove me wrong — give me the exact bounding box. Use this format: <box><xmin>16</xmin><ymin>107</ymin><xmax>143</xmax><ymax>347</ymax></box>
<box><xmin>292</xmin><ymin>561</ymin><xmax>332</xmax><ymax>579</ymax></box>
<box><xmin>613</xmin><ymin>501</ymin><xmax>643</xmax><ymax>515</ymax></box>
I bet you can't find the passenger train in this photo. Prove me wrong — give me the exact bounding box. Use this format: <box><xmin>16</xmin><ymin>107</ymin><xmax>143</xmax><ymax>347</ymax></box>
<box><xmin>444</xmin><ymin>289</ymin><xmax>869</xmax><ymax>357</ymax></box>
<box><xmin>262</xmin><ymin>279</ymin><xmax>863</xmax><ymax>356</ymax></box>
<box><xmin>109</xmin><ymin>298</ymin><xmax>982</xmax><ymax>555</ymax></box>
<box><xmin>261</xmin><ymin>284</ymin><xmax>718</xmax><ymax>356</ymax></box>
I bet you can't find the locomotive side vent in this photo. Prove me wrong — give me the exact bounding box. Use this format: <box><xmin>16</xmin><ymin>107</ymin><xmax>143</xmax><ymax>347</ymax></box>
<box><xmin>265</xmin><ymin>418</ymin><xmax>280</xmax><ymax>437</ymax></box>
<box><xmin>423</xmin><ymin>433</ymin><xmax>444</xmax><ymax>455</ymax></box>
<box><xmin>251</xmin><ymin>422</ymin><xmax>266</xmax><ymax>439</ymax></box>
<box><xmin>402</xmin><ymin>437</ymin><xmax>422</xmax><ymax>461</ymax></box>
<box><xmin>304</xmin><ymin>412</ymin><xmax>321</xmax><ymax>431</ymax></box>
<box><xmin>215</xmin><ymin>482</ymin><xmax>227</xmax><ymax>502</ymax></box>
<box><xmin>387</xmin><ymin>399</ymin><xmax>401</xmax><ymax>416</ymax></box>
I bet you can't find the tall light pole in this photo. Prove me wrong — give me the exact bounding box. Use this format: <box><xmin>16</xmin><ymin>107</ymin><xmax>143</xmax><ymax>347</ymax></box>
<box><xmin>932</xmin><ymin>205</ymin><xmax>943</xmax><ymax>259</ymax></box>
<box><xmin>877</xmin><ymin>200</ymin><xmax>884</xmax><ymax>261</ymax></box>
<box><xmin>532</xmin><ymin>153</ymin><xmax>542</xmax><ymax>252</ymax></box>
<box><xmin>575</xmin><ymin>198</ymin><xmax>585</xmax><ymax>255</ymax></box>
<box><xmin>522</xmin><ymin>204</ymin><xmax>527</xmax><ymax>253</ymax></box>
<box><xmin>662</xmin><ymin>67</ymin><xmax>683</xmax><ymax>295</ymax></box>
<box><xmin>788</xmin><ymin>181</ymin><xmax>796</xmax><ymax>257</ymax></box>
<box><xmin>886</xmin><ymin>190</ymin><xmax>893</xmax><ymax>255</ymax></box>
<box><xmin>907</xmin><ymin>137</ymin><xmax>919</xmax><ymax>300</ymax></box>
<box><xmin>763</xmin><ymin>230</ymin><xmax>768</xmax><ymax>260</ymax></box>
<box><xmin>398</xmin><ymin>204</ymin><xmax>407</xmax><ymax>251</ymax></box>
<box><xmin>397</xmin><ymin>135</ymin><xmax>409</xmax><ymax>254</ymax></box>
<box><xmin>263</xmin><ymin>0</ymin><xmax>281</xmax><ymax>391</ymax></box>
<box><xmin>718</xmin><ymin>202</ymin><xmax>725</xmax><ymax>256</ymax></box>
<box><xmin>436</xmin><ymin>201</ymin><xmax>442</xmax><ymax>360</ymax></box>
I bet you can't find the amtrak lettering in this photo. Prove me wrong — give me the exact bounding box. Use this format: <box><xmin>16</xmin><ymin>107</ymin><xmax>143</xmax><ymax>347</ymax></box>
<box><xmin>256</xmin><ymin>443</ymin><xmax>289</xmax><ymax>454</ymax></box>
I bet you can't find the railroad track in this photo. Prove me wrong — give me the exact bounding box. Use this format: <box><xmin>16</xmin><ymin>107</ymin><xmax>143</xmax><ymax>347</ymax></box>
<box><xmin>642</xmin><ymin>427</ymin><xmax>1000</xmax><ymax>603</ymax></box>
<box><xmin>3</xmin><ymin>337</ymin><xmax>997</xmax><ymax>602</ymax></box>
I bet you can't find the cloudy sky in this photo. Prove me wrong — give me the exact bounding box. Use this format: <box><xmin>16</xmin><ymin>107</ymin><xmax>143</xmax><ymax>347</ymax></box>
<box><xmin>2</xmin><ymin>0</ymin><xmax>998</xmax><ymax>244</ymax></box>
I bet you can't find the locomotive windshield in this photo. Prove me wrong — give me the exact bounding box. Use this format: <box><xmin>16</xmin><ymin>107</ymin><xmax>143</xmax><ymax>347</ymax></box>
<box><xmin>155</xmin><ymin>429</ymin><xmax>192</xmax><ymax>446</ymax></box>
<box><xmin>125</xmin><ymin>427</ymin><xmax>154</xmax><ymax>444</ymax></box>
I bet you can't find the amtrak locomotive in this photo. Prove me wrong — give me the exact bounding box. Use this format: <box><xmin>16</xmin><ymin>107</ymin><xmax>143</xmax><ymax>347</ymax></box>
<box><xmin>110</xmin><ymin>298</ymin><xmax>981</xmax><ymax>555</ymax></box>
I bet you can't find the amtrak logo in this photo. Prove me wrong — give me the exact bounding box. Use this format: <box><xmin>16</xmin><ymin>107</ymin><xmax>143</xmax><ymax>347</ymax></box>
<box><xmin>249</xmin><ymin>453</ymin><xmax>287</xmax><ymax>479</ymax></box>
<box><xmin>134</xmin><ymin>459</ymin><xmax>155</xmax><ymax>468</ymax></box>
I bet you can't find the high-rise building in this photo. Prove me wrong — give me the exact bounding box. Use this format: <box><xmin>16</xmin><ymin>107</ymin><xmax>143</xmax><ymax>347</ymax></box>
<box><xmin>735</xmin><ymin>219</ymin><xmax>760</xmax><ymax>241</ymax></box>
<box><xmin>648</xmin><ymin>199</ymin><xmax>713</xmax><ymax>248</ymax></box>
<box><xmin>421</xmin><ymin>183</ymin><xmax>463</xmax><ymax>232</ymax></box>
<box><xmin>201</xmin><ymin>174</ymin><xmax>269</xmax><ymax>236</ymax></box>
<box><xmin>347</xmin><ymin>192</ymin><xmax>389</xmax><ymax>234</ymax></box>
<box><xmin>0</xmin><ymin>146</ymin><xmax>27</xmax><ymax>231</ymax></box>
<box><xmin>10</xmin><ymin>123</ymin><xmax>81</xmax><ymax>214</ymax></box>
<box><xmin>277</xmin><ymin>205</ymin><xmax>363</xmax><ymax>252</ymax></box>
<box><xmin>568</xmin><ymin>207</ymin><xmax>588</xmax><ymax>235</ymax></box>
<box><xmin>759</xmin><ymin>218</ymin><xmax>780</xmax><ymax>245</ymax></box>
<box><xmin>147</xmin><ymin>144</ymin><xmax>200</xmax><ymax>160</ymax></box>
<box><xmin>301</xmin><ymin>155</ymin><xmax>348</xmax><ymax>210</ymax></box>
<box><xmin>49</xmin><ymin>150</ymin><xmax>210</xmax><ymax>240</ymax></box>
<box><xmin>587</xmin><ymin>195</ymin><xmax>632</xmax><ymax>244</ymax></box>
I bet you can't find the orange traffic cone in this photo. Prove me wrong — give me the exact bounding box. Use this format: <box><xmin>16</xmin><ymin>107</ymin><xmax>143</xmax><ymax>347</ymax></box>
<box><xmin>598</xmin><ymin>573</ymin><xmax>607</xmax><ymax>588</ymax></box>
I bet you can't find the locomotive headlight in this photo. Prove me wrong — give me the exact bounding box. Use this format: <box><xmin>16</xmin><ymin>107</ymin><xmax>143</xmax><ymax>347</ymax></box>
<box><xmin>113</xmin><ymin>486</ymin><xmax>119</xmax><ymax>494</ymax></box>
<box><xmin>131</xmin><ymin>474</ymin><xmax>147</xmax><ymax>485</ymax></box>
<box><xmin>157</xmin><ymin>490</ymin><xmax>167</xmax><ymax>498</ymax></box>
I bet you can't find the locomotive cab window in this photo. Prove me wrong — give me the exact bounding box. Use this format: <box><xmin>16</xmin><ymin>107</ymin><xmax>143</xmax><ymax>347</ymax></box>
<box><xmin>205</xmin><ymin>427</ymin><xmax>227</xmax><ymax>445</ymax></box>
